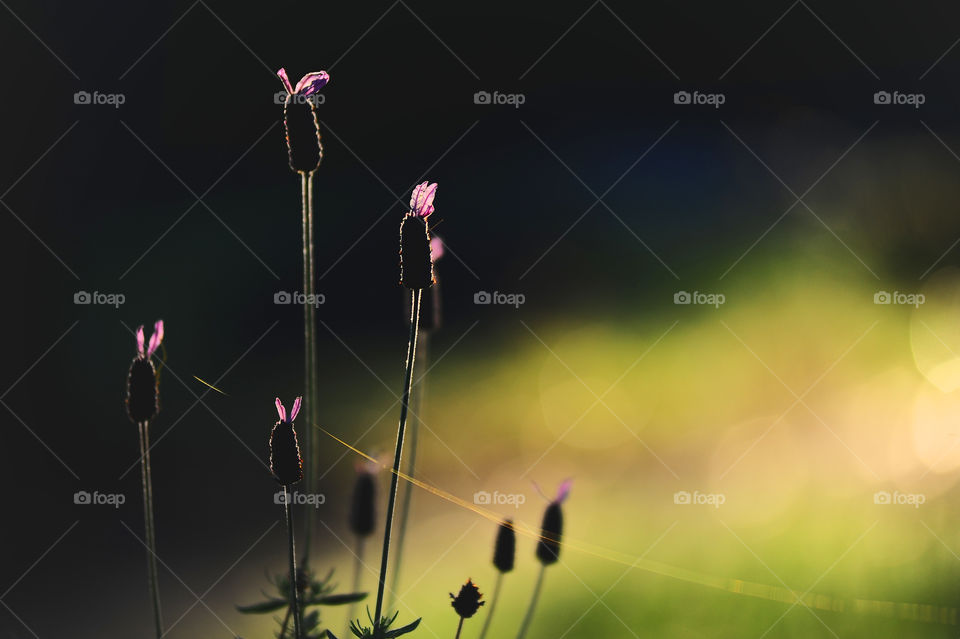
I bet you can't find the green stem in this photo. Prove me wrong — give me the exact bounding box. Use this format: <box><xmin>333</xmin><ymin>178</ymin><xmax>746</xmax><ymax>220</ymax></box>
<box><xmin>515</xmin><ymin>565</ymin><xmax>546</xmax><ymax>639</ymax></box>
<box><xmin>284</xmin><ymin>486</ymin><xmax>303</xmax><ymax>639</ymax></box>
<box><xmin>389</xmin><ymin>331</ymin><xmax>429</xmax><ymax>607</ymax></box>
<box><xmin>478</xmin><ymin>571</ymin><xmax>504</xmax><ymax>639</ymax></box>
<box><xmin>138</xmin><ymin>421</ymin><xmax>163</xmax><ymax>638</ymax></box>
<box><xmin>454</xmin><ymin>617</ymin><xmax>465</xmax><ymax>639</ymax></box>
<box><xmin>373</xmin><ymin>289</ymin><xmax>422</xmax><ymax>625</ymax></box>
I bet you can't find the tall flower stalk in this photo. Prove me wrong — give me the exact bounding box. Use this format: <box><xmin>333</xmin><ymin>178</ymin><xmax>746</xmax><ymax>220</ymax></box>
<box><xmin>277</xmin><ymin>67</ymin><xmax>330</xmax><ymax>563</ymax></box>
<box><xmin>479</xmin><ymin>520</ymin><xmax>516</xmax><ymax>639</ymax></box>
<box><xmin>516</xmin><ymin>481</ymin><xmax>571</xmax><ymax>639</ymax></box>
<box><xmin>390</xmin><ymin>235</ymin><xmax>444</xmax><ymax>605</ymax></box>
<box><xmin>126</xmin><ymin>320</ymin><xmax>165</xmax><ymax>639</ymax></box>
<box><xmin>271</xmin><ymin>397</ymin><xmax>306</xmax><ymax>639</ymax></box>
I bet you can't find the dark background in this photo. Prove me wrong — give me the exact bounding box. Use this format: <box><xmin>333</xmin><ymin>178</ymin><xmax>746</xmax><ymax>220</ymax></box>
<box><xmin>5</xmin><ymin>1</ymin><xmax>960</xmax><ymax>637</ymax></box>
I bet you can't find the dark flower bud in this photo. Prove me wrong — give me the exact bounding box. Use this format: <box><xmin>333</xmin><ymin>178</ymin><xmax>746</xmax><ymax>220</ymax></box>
<box><xmin>493</xmin><ymin>519</ymin><xmax>516</xmax><ymax>573</ymax></box>
<box><xmin>399</xmin><ymin>214</ymin><xmax>434</xmax><ymax>289</ymax></box>
<box><xmin>269</xmin><ymin>397</ymin><xmax>304</xmax><ymax>486</ymax></box>
<box><xmin>127</xmin><ymin>357</ymin><xmax>159</xmax><ymax>423</ymax></box>
<box><xmin>349</xmin><ymin>470</ymin><xmax>376</xmax><ymax>537</ymax></box>
<box><xmin>536</xmin><ymin>502</ymin><xmax>563</xmax><ymax>565</ymax></box>
<box><xmin>450</xmin><ymin>579</ymin><xmax>484</xmax><ymax>619</ymax></box>
<box><xmin>283</xmin><ymin>96</ymin><xmax>323</xmax><ymax>173</ymax></box>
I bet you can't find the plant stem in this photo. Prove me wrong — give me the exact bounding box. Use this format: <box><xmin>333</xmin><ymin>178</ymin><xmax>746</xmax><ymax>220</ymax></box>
<box><xmin>515</xmin><ymin>565</ymin><xmax>546</xmax><ymax>639</ymax></box>
<box><xmin>373</xmin><ymin>289</ymin><xmax>422</xmax><ymax>625</ymax></box>
<box><xmin>454</xmin><ymin>617</ymin><xmax>465</xmax><ymax>639</ymax></box>
<box><xmin>138</xmin><ymin>421</ymin><xmax>163</xmax><ymax>639</ymax></box>
<box><xmin>478</xmin><ymin>571</ymin><xmax>504</xmax><ymax>639</ymax></box>
<box><xmin>388</xmin><ymin>330</ymin><xmax>429</xmax><ymax>608</ymax></box>
<box><xmin>346</xmin><ymin>536</ymin><xmax>365</xmax><ymax>635</ymax></box>
<box><xmin>299</xmin><ymin>170</ymin><xmax>319</xmax><ymax>565</ymax></box>
<box><xmin>284</xmin><ymin>486</ymin><xmax>303</xmax><ymax>639</ymax></box>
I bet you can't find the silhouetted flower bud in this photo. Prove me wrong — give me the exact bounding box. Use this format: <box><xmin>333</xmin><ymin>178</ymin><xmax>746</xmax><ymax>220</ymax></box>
<box><xmin>349</xmin><ymin>464</ymin><xmax>377</xmax><ymax>537</ymax></box>
<box><xmin>126</xmin><ymin>320</ymin><xmax>164</xmax><ymax>423</ymax></box>
<box><xmin>400</xmin><ymin>182</ymin><xmax>438</xmax><ymax>290</ymax></box>
<box><xmin>536</xmin><ymin>480</ymin><xmax>571</xmax><ymax>566</ymax></box>
<box><xmin>277</xmin><ymin>68</ymin><xmax>329</xmax><ymax>173</ymax></box>
<box><xmin>405</xmin><ymin>236</ymin><xmax>444</xmax><ymax>330</ymax></box>
<box><xmin>493</xmin><ymin>519</ymin><xmax>516</xmax><ymax>573</ymax></box>
<box><xmin>269</xmin><ymin>397</ymin><xmax>304</xmax><ymax>486</ymax></box>
<box><xmin>450</xmin><ymin>579</ymin><xmax>484</xmax><ymax>618</ymax></box>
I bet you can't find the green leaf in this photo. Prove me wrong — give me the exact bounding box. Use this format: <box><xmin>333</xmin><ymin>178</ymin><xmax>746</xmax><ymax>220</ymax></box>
<box><xmin>236</xmin><ymin>598</ymin><xmax>289</xmax><ymax>613</ymax></box>
<box><xmin>305</xmin><ymin>592</ymin><xmax>367</xmax><ymax>606</ymax></box>
<box><xmin>384</xmin><ymin>618</ymin><xmax>421</xmax><ymax>638</ymax></box>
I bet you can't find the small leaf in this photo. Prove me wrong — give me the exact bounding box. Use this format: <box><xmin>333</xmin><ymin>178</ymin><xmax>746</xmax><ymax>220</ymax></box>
<box><xmin>385</xmin><ymin>618</ymin><xmax>421</xmax><ymax>638</ymax></box>
<box><xmin>236</xmin><ymin>598</ymin><xmax>289</xmax><ymax>613</ymax></box>
<box><xmin>305</xmin><ymin>592</ymin><xmax>367</xmax><ymax>606</ymax></box>
<box><xmin>326</xmin><ymin>631</ymin><xmax>340</xmax><ymax>639</ymax></box>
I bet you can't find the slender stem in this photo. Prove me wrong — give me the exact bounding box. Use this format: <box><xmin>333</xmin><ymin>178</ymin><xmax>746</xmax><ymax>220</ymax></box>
<box><xmin>478</xmin><ymin>571</ymin><xmax>504</xmax><ymax>639</ymax></box>
<box><xmin>284</xmin><ymin>486</ymin><xmax>303</xmax><ymax>639</ymax></box>
<box><xmin>515</xmin><ymin>565</ymin><xmax>546</xmax><ymax>639</ymax></box>
<box><xmin>389</xmin><ymin>331</ymin><xmax>429</xmax><ymax>607</ymax></box>
<box><xmin>346</xmin><ymin>536</ymin><xmax>365</xmax><ymax>635</ymax></box>
<box><xmin>454</xmin><ymin>617</ymin><xmax>465</xmax><ymax>639</ymax></box>
<box><xmin>138</xmin><ymin>421</ymin><xmax>163</xmax><ymax>638</ymax></box>
<box><xmin>299</xmin><ymin>170</ymin><xmax>319</xmax><ymax>565</ymax></box>
<box><xmin>373</xmin><ymin>289</ymin><xmax>422</xmax><ymax>625</ymax></box>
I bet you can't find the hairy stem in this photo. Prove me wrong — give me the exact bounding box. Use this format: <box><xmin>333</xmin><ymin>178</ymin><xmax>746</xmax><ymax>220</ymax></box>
<box><xmin>374</xmin><ymin>289</ymin><xmax>422</xmax><ymax>624</ymax></box>
<box><xmin>138</xmin><ymin>421</ymin><xmax>163</xmax><ymax>638</ymax></box>
<box><xmin>389</xmin><ymin>331</ymin><xmax>429</xmax><ymax>607</ymax></box>
<box><xmin>284</xmin><ymin>486</ymin><xmax>303</xmax><ymax>639</ymax></box>
<box><xmin>478</xmin><ymin>571</ymin><xmax>504</xmax><ymax>639</ymax></box>
<box><xmin>300</xmin><ymin>170</ymin><xmax>319</xmax><ymax>565</ymax></box>
<box><xmin>515</xmin><ymin>565</ymin><xmax>546</xmax><ymax>639</ymax></box>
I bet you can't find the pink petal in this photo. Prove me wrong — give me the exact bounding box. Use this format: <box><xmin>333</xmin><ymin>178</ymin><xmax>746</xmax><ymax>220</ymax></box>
<box><xmin>409</xmin><ymin>181</ymin><xmax>426</xmax><ymax>211</ymax></box>
<box><xmin>290</xmin><ymin>396</ymin><xmax>302</xmax><ymax>421</ymax></box>
<box><xmin>295</xmin><ymin>71</ymin><xmax>330</xmax><ymax>97</ymax></box>
<box><xmin>135</xmin><ymin>325</ymin><xmax>145</xmax><ymax>356</ymax></box>
<box><xmin>430</xmin><ymin>236</ymin><xmax>445</xmax><ymax>261</ymax></box>
<box><xmin>277</xmin><ymin>68</ymin><xmax>294</xmax><ymax>94</ymax></box>
<box><xmin>275</xmin><ymin>397</ymin><xmax>286</xmax><ymax>422</ymax></box>
<box><xmin>555</xmin><ymin>478</ymin><xmax>573</xmax><ymax>504</ymax></box>
<box><xmin>410</xmin><ymin>181</ymin><xmax>438</xmax><ymax>217</ymax></box>
<box><xmin>147</xmin><ymin>319</ymin><xmax>164</xmax><ymax>357</ymax></box>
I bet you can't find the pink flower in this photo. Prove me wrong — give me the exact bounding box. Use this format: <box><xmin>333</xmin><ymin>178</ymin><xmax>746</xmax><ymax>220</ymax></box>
<box><xmin>275</xmin><ymin>396</ymin><xmax>302</xmax><ymax>423</ymax></box>
<box><xmin>136</xmin><ymin>320</ymin><xmax>164</xmax><ymax>359</ymax></box>
<box><xmin>430</xmin><ymin>235</ymin><xmax>445</xmax><ymax>261</ymax></box>
<box><xmin>277</xmin><ymin>68</ymin><xmax>330</xmax><ymax>97</ymax></box>
<box><xmin>410</xmin><ymin>181</ymin><xmax>438</xmax><ymax>217</ymax></box>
